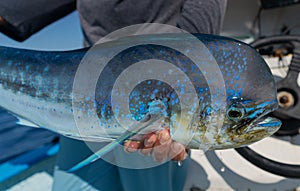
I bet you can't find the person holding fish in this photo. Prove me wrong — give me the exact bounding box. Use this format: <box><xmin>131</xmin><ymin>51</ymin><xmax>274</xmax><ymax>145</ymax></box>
<box><xmin>0</xmin><ymin>0</ymin><xmax>230</xmax><ymax>191</ymax></box>
<box><xmin>0</xmin><ymin>0</ymin><xmax>282</xmax><ymax>190</ymax></box>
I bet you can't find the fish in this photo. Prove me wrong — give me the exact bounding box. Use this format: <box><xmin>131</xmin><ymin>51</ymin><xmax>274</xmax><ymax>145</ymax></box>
<box><xmin>0</xmin><ymin>34</ymin><xmax>281</xmax><ymax>171</ymax></box>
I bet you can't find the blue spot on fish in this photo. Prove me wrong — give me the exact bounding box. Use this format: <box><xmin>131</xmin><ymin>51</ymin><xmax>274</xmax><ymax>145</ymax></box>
<box><xmin>43</xmin><ymin>66</ymin><xmax>49</xmax><ymax>72</ymax></box>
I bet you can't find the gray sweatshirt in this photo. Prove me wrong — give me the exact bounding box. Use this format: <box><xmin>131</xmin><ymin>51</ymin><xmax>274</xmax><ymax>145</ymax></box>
<box><xmin>0</xmin><ymin>0</ymin><xmax>227</xmax><ymax>44</ymax></box>
<box><xmin>78</xmin><ymin>0</ymin><xmax>227</xmax><ymax>46</ymax></box>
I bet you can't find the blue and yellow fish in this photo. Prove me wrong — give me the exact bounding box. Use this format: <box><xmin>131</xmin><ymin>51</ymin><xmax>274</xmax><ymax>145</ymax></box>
<box><xmin>0</xmin><ymin>34</ymin><xmax>281</xmax><ymax>171</ymax></box>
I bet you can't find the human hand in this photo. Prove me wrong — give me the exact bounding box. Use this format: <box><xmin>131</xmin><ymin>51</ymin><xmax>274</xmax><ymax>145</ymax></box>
<box><xmin>123</xmin><ymin>126</ymin><xmax>188</xmax><ymax>162</ymax></box>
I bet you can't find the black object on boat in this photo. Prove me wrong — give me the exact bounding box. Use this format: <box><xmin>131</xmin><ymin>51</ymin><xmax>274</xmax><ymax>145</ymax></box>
<box><xmin>236</xmin><ymin>35</ymin><xmax>300</xmax><ymax>179</ymax></box>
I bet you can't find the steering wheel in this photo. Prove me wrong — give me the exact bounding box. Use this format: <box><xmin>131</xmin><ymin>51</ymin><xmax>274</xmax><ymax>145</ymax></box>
<box><xmin>235</xmin><ymin>35</ymin><xmax>300</xmax><ymax>178</ymax></box>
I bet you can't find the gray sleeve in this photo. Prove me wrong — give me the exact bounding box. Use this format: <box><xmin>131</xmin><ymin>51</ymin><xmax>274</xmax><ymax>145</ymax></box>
<box><xmin>177</xmin><ymin>0</ymin><xmax>227</xmax><ymax>34</ymax></box>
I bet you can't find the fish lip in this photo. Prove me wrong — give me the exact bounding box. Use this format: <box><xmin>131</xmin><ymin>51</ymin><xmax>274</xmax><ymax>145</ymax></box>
<box><xmin>247</xmin><ymin>115</ymin><xmax>282</xmax><ymax>133</ymax></box>
<box><xmin>238</xmin><ymin>100</ymin><xmax>280</xmax><ymax>134</ymax></box>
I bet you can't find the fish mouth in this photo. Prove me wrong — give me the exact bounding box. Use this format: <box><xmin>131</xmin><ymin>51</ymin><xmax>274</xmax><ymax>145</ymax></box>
<box><xmin>236</xmin><ymin>100</ymin><xmax>281</xmax><ymax>135</ymax></box>
<box><xmin>246</xmin><ymin>116</ymin><xmax>282</xmax><ymax>135</ymax></box>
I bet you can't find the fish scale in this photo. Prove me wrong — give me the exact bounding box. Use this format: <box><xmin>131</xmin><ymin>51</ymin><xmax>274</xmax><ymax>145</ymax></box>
<box><xmin>0</xmin><ymin>34</ymin><xmax>280</xmax><ymax>154</ymax></box>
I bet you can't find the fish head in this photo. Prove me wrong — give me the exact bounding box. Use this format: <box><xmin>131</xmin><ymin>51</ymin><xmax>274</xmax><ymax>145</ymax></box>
<box><xmin>183</xmin><ymin>35</ymin><xmax>282</xmax><ymax>150</ymax></box>
<box><xmin>209</xmin><ymin>98</ymin><xmax>281</xmax><ymax>149</ymax></box>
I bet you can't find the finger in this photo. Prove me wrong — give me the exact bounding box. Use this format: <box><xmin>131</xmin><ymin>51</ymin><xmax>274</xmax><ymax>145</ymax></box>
<box><xmin>143</xmin><ymin>133</ymin><xmax>157</xmax><ymax>148</ymax></box>
<box><xmin>168</xmin><ymin>142</ymin><xmax>184</xmax><ymax>159</ymax></box>
<box><xmin>139</xmin><ymin>146</ymin><xmax>153</xmax><ymax>156</ymax></box>
<box><xmin>157</xmin><ymin>128</ymin><xmax>170</xmax><ymax>145</ymax></box>
<box><xmin>123</xmin><ymin>140</ymin><xmax>141</xmax><ymax>153</ymax></box>
<box><xmin>152</xmin><ymin>129</ymin><xmax>172</xmax><ymax>162</ymax></box>
<box><xmin>172</xmin><ymin>150</ymin><xmax>188</xmax><ymax>161</ymax></box>
<box><xmin>152</xmin><ymin>143</ymin><xmax>171</xmax><ymax>163</ymax></box>
<box><xmin>169</xmin><ymin>142</ymin><xmax>188</xmax><ymax>161</ymax></box>
<box><xmin>139</xmin><ymin>133</ymin><xmax>157</xmax><ymax>156</ymax></box>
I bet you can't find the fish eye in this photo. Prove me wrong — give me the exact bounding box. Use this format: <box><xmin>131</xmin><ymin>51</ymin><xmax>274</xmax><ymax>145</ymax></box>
<box><xmin>227</xmin><ymin>105</ymin><xmax>245</xmax><ymax>121</ymax></box>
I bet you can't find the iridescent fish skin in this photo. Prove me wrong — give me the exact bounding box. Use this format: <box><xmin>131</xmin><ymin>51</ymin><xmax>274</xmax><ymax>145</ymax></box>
<box><xmin>0</xmin><ymin>34</ymin><xmax>281</xmax><ymax>150</ymax></box>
